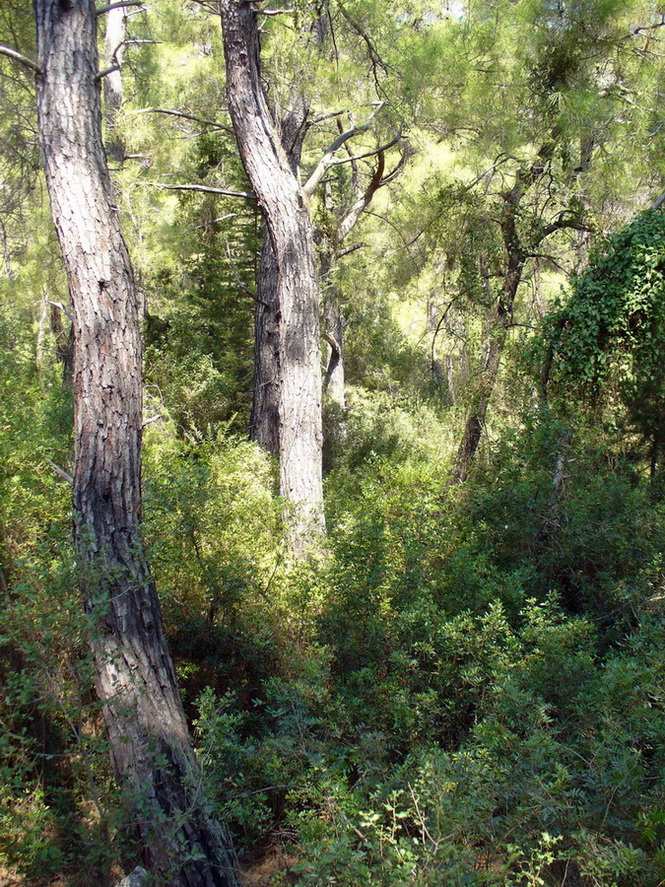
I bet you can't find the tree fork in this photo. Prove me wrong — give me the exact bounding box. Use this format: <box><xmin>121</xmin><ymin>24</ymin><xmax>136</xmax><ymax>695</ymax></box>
<box><xmin>220</xmin><ymin>0</ymin><xmax>325</xmax><ymax>556</ymax></box>
<box><xmin>33</xmin><ymin>1</ymin><xmax>238</xmax><ymax>883</ymax></box>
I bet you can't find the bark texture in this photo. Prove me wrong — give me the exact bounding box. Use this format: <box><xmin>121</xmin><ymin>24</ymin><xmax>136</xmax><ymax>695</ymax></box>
<box><xmin>323</xmin><ymin>273</ymin><xmax>346</xmax><ymax>411</ymax></box>
<box><xmin>220</xmin><ymin>0</ymin><xmax>325</xmax><ymax>556</ymax></box>
<box><xmin>250</xmin><ymin>233</ymin><xmax>280</xmax><ymax>453</ymax></box>
<box><xmin>34</xmin><ymin>2</ymin><xmax>238</xmax><ymax>883</ymax></box>
<box><xmin>250</xmin><ymin>96</ymin><xmax>310</xmax><ymax>455</ymax></box>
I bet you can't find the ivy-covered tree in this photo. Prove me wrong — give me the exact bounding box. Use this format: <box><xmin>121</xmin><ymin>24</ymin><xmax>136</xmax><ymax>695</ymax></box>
<box><xmin>543</xmin><ymin>207</ymin><xmax>665</xmax><ymax>474</ymax></box>
<box><xmin>398</xmin><ymin>0</ymin><xmax>665</xmax><ymax>481</ymax></box>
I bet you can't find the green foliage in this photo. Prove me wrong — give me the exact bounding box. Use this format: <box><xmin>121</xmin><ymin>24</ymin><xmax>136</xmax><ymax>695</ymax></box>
<box><xmin>142</xmin><ymin>428</ymin><xmax>284</xmax><ymax>704</ymax></box>
<box><xmin>0</xmin><ymin>0</ymin><xmax>39</xmax><ymax>260</ymax></box>
<box><xmin>544</xmin><ymin>209</ymin><xmax>665</xmax><ymax>464</ymax></box>
<box><xmin>143</xmin><ymin>132</ymin><xmax>258</xmax><ymax>437</ymax></box>
<box><xmin>0</xmin><ymin>302</ymin><xmax>124</xmax><ymax>885</ymax></box>
<box><xmin>3</xmin><ymin>0</ymin><xmax>665</xmax><ymax>883</ymax></box>
<box><xmin>175</xmin><ymin>395</ymin><xmax>665</xmax><ymax>884</ymax></box>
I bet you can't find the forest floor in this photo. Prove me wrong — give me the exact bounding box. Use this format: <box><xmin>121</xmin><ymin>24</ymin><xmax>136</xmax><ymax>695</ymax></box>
<box><xmin>239</xmin><ymin>846</ymin><xmax>295</xmax><ymax>886</ymax></box>
<box><xmin>0</xmin><ymin>848</ymin><xmax>295</xmax><ymax>887</ymax></box>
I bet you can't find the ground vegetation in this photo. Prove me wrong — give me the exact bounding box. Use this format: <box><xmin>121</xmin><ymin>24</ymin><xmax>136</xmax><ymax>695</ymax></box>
<box><xmin>1</xmin><ymin>1</ymin><xmax>665</xmax><ymax>885</ymax></box>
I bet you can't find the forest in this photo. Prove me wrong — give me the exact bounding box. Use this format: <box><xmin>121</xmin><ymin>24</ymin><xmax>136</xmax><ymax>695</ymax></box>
<box><xmin>1</xmin><ymin>0</ymin><xmax>665</xmax><ymax>885</ymax></box>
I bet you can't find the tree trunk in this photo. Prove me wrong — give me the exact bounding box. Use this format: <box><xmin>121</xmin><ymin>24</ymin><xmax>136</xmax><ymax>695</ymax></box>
<box><xmin>103</xmin><ymin>2</ymin><xmax>127</xmax><ymax>163</ymax></box>
<box><xmin>49</xmin><ymin>300</ymin><xmax>74</xmax><ymax>383</ymax></box>
<box><xmin>450</xmin><ymin>183</ymin><xmax>526</xmax><ymax>485</ymax></box>
<box><xmin>450</xmin><ymin>316</ymin><xmax>510</xmax><ymax>484</ymax></box>
<box><xmin>250</xmin><ymin>233</ymin><xmax>280</xmax><ymax>454</ymax></box>
<box><xmin>250</xmin><ymin>96</ymin><xmax>310</xmax><ymax>456</ymax></box>
<box><xmin>220</xmin><ymin>0</ymin><xmax>325</xmax><ymax>556</ymax></box>
<box><xmin>448</xmin><ymin>135</ymin><xmax>580</xmax><ymax>485</ymax></box>
<box><xmin>319</xmin><ymin>142</ymin><xmax>401</xmax><ymax>423</ymax></box>
<box><xmin>34</xmin><ymin>2</ymin><xmax>238</xmax><ymax>883</ymax></box>
<box><xmin>36</xmin><ymin>288</ymin><xmax>49</xmax><ymax>379</ymax></box>
<box><xmin>323</xmin><ymin>288</ymin><xmax>346</xmax><ymax>411</ymax></box>
<box><xmin>320</xmin><ymin>233</ymin><xmax>347</xmax><ymax>412</ymax></box>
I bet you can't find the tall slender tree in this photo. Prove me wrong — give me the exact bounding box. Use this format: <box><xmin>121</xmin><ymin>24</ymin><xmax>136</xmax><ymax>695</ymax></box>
<box><xmin>450</xmin><ymin>142</ymin><xmax>588</xmax><ymax>484</ymax></box>
<box><xmin>219</xmin><ymin>0</ymin><xmax>325</xmax><ymax>556</ymax></box>
<box><xmin>32</xmin><ymin>0</ymin><xmax>238</xmax><ymax>882</ymax></box>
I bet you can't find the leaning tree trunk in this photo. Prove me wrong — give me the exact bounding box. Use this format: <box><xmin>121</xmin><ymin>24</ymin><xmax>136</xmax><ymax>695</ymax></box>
<box><xmin>450</xmin><ymin>183</ymin><xmax>526</xmax><ymax>486</ymax></box>
<box><xmin>449</xmin><ymin>137</ymin><xmax>582</xmax><ymax>485</ymax></box>
<box><xmin>220</xmin><ymin>0</ymin><xmax>325</xmax><ymax>557</ymax></box>
<box><xmin>34</xmin><ymin>2</ymin><xmax>238</xmax><ymax>884</ymax></box>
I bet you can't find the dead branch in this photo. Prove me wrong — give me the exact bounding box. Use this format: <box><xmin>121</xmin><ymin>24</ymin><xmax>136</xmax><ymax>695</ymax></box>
<box><xmin>144</xmin><ymin>182</ymin><xmax>256</xmax><ymax>200</ymax></box>
<box><xmin>46</xmin><ymin>459</ymin><xmax>73</xmax><ymax>485</ymax></box>
<box><xmin>303</xmin><ymin>123</ymin><xmax>372</xmax><ymax>196</ymax></box>
<box><xmin>327</xmin><ymin>131</ymin><xmax>402</xmax><ymax>170</ymax></box>
<box><xmin>96</xmin><ymin>63</ymin><xmax>120</xmax><ymax>80</ymax></box>
<box><xmin>129</xmin><ymin>107</ymin><xmax>233</xmax><ymax>134</ymax></box>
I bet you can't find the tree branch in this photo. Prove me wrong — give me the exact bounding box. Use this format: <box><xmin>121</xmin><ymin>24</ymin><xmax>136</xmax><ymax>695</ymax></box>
<box><xmin>0</xmin><ymin>44</ymin><xmax>41</xmax><ymax>75</ymax></box>
<box><xmin>339</xmin><ymin>119</ymin><xmax>363</xmax><ymax>199</ymax></box>
<box><xmin>338</xmin><ymin>2</ymin><xmax>393</xmax><ymax>94</ymax></box>
<box><xmin>96</xmin><ymin>63</ymin><xmax>120</xmax><ymax>81</ymax></box>
<box><xmin>618</xmin><ymin>18</ymin><xmax>665</xmax><ymax>43</ymax></box>
<box><xmin>46</xmin><ymin>459</ymin><xmax>73</xmax><ymax>485</ymax></box>
<box><xmin>337</xmin><ymin>150</ymin><xmax>386</xmax><ymax>241</ymax></box>
<box><xmin>96</xmin><ymin>1</ymin><xmax>145</xmax><ymax>14</ymax></box>
<box><xmin>653</xmin><ymin>191</ymin><xmax>665</xmax><ymax>211</ymax></box>
<box><xmin>337</xmin><ymin>133</ymin><xmax>408</xmax><ymax>244</ymax></box>
<box><xmin>311</xmin><ymin>109</ymin><xmax>349</xmax><ymax>126</ymax></box>
<box><xmin>324</xmin><ymin>331</ymin><xmax>341</xmax><ymax>360</ymax></box>
<box><xmin>462</xmin><ymin>154</ymin><xmax>516</xmax><ymax>194</ymax></box>
<box><xmin>327</xmin><ymin>131</ymin><xmax>402</xmax><ymax>170</ymax></box>
<box><xmin>430</xmin><ymin>299</ymin><xmax>457</xmax><ymax>366</ymax></box>
<box><xmin>49</xmin><ymin>300</ymin><xmax>73</xmax><ymax>322</ymax></box>
<box><xmin>129</xmin><ymin>107</ymin><xmax>233</xmax><ymax>133</ymax></box>
<box><xmin>302</xmin><ymin>123</ymin><xmax>372</xmax><ymax>196</ymax></box>
<box><xmin>144</xmin><ymin>182</ymin><xmax>256</xmax><ymax>200</ymax></box>
<box><xmin>335</xmin><ymin>242</ymin><xmax>368</xmax><ymax>260</ymax></box>
<box><xmin>534</xmin><ymin>213</ymin><xmax>590</xmax><ymax>245</ymax></box>
<box><xmin>379</xmin><ymin>146</ymin><xmax>410</xmax><ymax>186</ymax></box>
